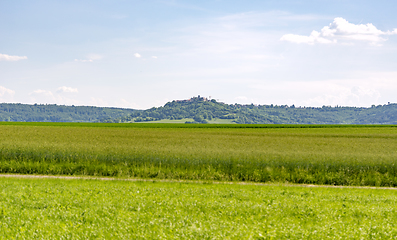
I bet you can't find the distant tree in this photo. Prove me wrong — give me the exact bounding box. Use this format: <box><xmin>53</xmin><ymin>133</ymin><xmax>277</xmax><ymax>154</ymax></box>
<box><xmin>193</xmin><ymin>115</ymin><xmax>204</xmax><ymax>123</ymax></box>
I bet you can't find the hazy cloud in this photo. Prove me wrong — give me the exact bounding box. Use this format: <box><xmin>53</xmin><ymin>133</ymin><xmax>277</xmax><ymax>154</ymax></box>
<box><xmin>29</xmin><ymin>89</ymin><xmax>81</xmax><ymax>105</ymax></box>
<box><xmin>281</xmin><ymin>31</ymin><xmax>335</xmax><ymax>44</ymax></box>
<box><xmin>0</xmin><ymin>86</ymin><xmax>15</xmax><ymax>96</ymax></box>
<box><xmin>134</xmin><ymin>53</ymin><xmax>141</xmax><ymax>58</ymax></box>
<box><xmin>87</xmin><ymin>54</ymin><xmax>103</xmax><ymax>60</ymax></box>
<box><xmin>235</xmin><ymin>96</ymin><xmax>248</xmax><ymax>101</ymax></box>
<box><xmin>0</xmin><ymin>53</ymin><xmax>27</xmax><ymax>61</ymax></box>
<box><xmin>74</xmin><ymin>59</ymin><xmax>93</xmax><ymax>62</ymax></box>
<box><xmin>57</xmin><ymin>86</ymin><xmax>78</xmax><ymax>93</ymax></box>
<box><xmin>218</xmin><ymin>11</ymin><xmax>324</xmax><ymax>29</ymax></box>
<box><xmin>281</xmin><ymin>17</ymin><xmax>397</xmax><ymax>45</ymax></box>
<box><xmin>0</xmin><ymin>86</ymin><xmax>15</xmax><ymax>102</ymax></box>
<box><xmin>74</xmin><ymin>54</ymin><xmax>103</xmax><ymax>62</ymax></box>
<box><xmin>159</xmin><ymin>1</ymin><xmax>207</xmax><ymax>12</ymax></box>
<box><xmin>30</xmin><ymin>89</ymin><xmax>54</xmax><ymax>97</ymax></box>
<box><xmin>90</xmin><ymin>97</ymin><xmax>109</xmax><ymax>107</ymax></box>
<box><xmin>251</xmin><ymin>72</ymin><xmax>397</xmax><ymax>107</ymax></box>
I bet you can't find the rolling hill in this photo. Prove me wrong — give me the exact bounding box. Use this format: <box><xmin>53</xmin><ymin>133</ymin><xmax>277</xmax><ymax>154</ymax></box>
<box><xmin>104</xmin><ymin>96</ymin><xmax>397</xmax><ymax>124</ymax></box>
<box><xmin>1</xmin><ymin>96</ymin><xmax>397</xmax><ymax>124</ymax></box>
<box><xmin>0</xmin><ymin>103</ymin><xmax>137</xmax><ymax>122</ymax></box>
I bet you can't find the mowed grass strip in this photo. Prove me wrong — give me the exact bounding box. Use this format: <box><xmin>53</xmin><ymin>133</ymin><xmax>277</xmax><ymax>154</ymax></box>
<box><xmin>0</xmin><ymin>177</ymin><xmax>397</xmax><ymax>239</ymax></box>
<box><xmin>1</xmin><ymin>124</ymin><xmax>397</xmax><ymax>186</ymax></box>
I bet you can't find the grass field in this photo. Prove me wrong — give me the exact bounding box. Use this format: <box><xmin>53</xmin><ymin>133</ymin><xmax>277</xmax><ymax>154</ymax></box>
<box><xmin>1</xmin><ymin>122</ymin><xmax>397</xmax><ymax>186</ymax></box>
<box><xmin>136</xmin><ymin>118</ymin><xmax>235</xmax><ymax>124</ymax></box>
<box><xmin>1</xmin><ymin>177</ymin><xmax>397</xmax><ymax>239</ymax></box>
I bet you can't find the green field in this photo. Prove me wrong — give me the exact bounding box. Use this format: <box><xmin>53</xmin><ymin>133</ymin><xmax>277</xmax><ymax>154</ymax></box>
<box><xmin>0</xmin><ymin>177</ymin><xmax>397</xmax><ymax>239</ymax></box>
<box><xmin>134</xmin><ymin>118</ymin><xmax>235</xmax><ymax>124</ymax></box>
<box><xmin>1</xmin><ymin>122</ymin><xmax>397</xmax><ymax>186</ymax></box>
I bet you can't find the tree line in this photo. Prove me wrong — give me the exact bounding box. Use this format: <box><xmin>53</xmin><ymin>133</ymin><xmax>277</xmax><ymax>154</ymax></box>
<box><xmin>105</xmin><ymin>96</ymin><xmax>397</xmax><ymax>124</ymax></box>
<box><xmin>1</xmin><ymin>98</ymin><xmax>396</xmax><ymax>124</ymax></box>
<box><xmin>0</xmin><ymin>103</ymin><xmax>136</xmax><ymax>122</ymax></box>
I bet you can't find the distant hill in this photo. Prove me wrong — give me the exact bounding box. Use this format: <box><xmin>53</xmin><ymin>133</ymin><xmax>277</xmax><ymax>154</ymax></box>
<box><xmin>1</xmin><ymin>97</ymin><xmax>397</xmax><ymax>124</ymax></box>
<box><xmin>0</xmin><ymin>103</ymin><xmax>137</xmax><ymax>122</ymax></box>
<box><xmin>105</xmin><ymin>96</ymin><xmax>397</xmax><ymax>124</ymax></box>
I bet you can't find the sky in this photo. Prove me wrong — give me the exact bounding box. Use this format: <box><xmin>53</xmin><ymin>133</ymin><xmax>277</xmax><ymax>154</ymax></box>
<box><xmin>1</xmin><ymin>0</ymin><xmax>397</xmax><ymax>109</ymax></box>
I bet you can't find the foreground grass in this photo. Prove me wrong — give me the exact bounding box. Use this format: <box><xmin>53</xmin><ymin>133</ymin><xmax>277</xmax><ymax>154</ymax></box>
<box><xmin>1</xmin><ymin>123</ymin><xmax>397</xmax><ymax>186</ymax></box>
<box><xmin>0</xmin><ymin>177</ymin><xmax>397</xmax><ymax>239</ymax></box>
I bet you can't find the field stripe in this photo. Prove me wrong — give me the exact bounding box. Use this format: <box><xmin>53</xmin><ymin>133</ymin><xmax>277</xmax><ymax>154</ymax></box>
<box><xmin>1</xmin><ymin>173</ymin><xmax>397</xmax><ymax>190</ymax></box>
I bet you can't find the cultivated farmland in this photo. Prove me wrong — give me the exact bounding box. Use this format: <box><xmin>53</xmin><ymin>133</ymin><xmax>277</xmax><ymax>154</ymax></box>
<box><xmin>1</xmin><ymin>177</ymin><xmax>397</xmax><ymax>239</ymax></box>
<box><xmin>1</xmin><ymin>122</ymin><xmax>397</xmax><ymax>186</ymax></box>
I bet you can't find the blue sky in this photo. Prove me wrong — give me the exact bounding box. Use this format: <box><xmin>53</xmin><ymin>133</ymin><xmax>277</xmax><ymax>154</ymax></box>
<box><xmin>1</xmin><ymin>0</ymin><xmax>397</xmax><ymax>109</ymax></box>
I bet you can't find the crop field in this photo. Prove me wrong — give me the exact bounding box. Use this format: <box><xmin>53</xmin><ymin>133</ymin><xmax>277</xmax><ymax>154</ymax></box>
<box><xmin>133</xmin><ymin>118</ymin><xmax>235</xmax><ymax>124</ymax></box>
<box><xmin>1</xmin><ymin>177</ymin><xmax>397</xmax><ymax>239</ymax></box>
<box><xmin>1</xmin><ymin>122</ymin><xmax>397</xmax><ymax>186</ymax></box>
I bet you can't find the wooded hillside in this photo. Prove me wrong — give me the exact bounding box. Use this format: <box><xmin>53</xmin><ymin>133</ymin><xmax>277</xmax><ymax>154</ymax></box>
<box><xmin>0</xmin><ymin>103</ymin><xmax>136</xmax><ymax>122</ymax></box>
<box><xmin>107</xmin><ymin>96</ymin><xmax>397</xmax><ymax>124</ymax></box>
<box><xmin>1</xmin><ymin>97</ymin><xmax>396</xmax><ymax>124</ymax></box>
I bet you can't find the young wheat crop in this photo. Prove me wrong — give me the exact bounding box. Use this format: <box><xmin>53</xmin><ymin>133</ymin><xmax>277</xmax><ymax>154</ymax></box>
<box><xmin>0</xmin><ymin>123</ymin><xmax>396</xmax><ymax>186</ymax></box>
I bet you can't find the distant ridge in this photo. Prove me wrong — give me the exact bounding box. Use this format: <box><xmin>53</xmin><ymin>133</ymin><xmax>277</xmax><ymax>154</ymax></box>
<box><xmin>104</xmin><ymin>96</ymin><xmax>397</xmax><ymax>124</ymax></box>
<box><xmin>0</xmin><ymin>103</ymin><xmax>137</xmax><ymax>122</ymax></box>
<box><xmin>1</xmin><ymin>97</ymin><xmax>397</xmax><ymax>124</ymax></box>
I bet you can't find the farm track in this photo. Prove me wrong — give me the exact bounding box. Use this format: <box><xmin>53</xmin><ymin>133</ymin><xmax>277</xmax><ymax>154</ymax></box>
<box><xmin>1</xmin><ymin>173</ymin><xmax>397</xmax><ymax>190</ymax></box>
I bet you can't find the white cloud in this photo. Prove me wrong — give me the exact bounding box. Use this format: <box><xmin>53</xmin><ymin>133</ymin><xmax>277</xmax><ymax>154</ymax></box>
<box><xmin>250</xmin><ymin>72</ymin><xmax>397</xmax><ymax>107</ymax></box>
<box><xmin>152</xmin><ymin>56</ymin><xmax>158</xmax><ymax>59</ymax></box>
<box><xmin>0</xmin><ymin>86</ymin><xmax>15</xmax><ymax>97</ymax></box>
<box><xmin>0</xmin><ymin>86</ymin><xmax>15</xmax><ymax>102</ymax></box>
<box><xmin>281</xmin><ymin>17</ymin><xmax>397</xmax><ymax>45</ymax></box>
<box><xmin>0</xmin><ymin>53</ymin><xmax>28</xmax><ymax>61</ymax></box>
<box><xmin>30</xmin><ymin>89</ymin><xmax>54</xmax><ymax>97</ymax></box>
<box><xmin>29</xmin><ymin>89</ymin><xmax>55</xmax><ymax>104</ymax></box>
<box><xmin>74</xmin><ymin>54</ymin><xmax>103</xmax><ymax>62</ymax></box>
<box><xmin>56</xmin><ymin>86</ymin><xmax>78</xmax><ymax>93</ymax></box>
<box><xmin>87</xmin><ymin>54</ymin><xmax>103</xmax><ymax>60</ymax></box>
<box><xmin>134</xmin><ymin>53</ymin><xmax>141</xmax><ymax>58</ymax></box>
<box><xmin>29</xmin><ymin>89</ymin><xmax>81</xmax><ymax>105</ymax></box>
<box><xmin>90</xmin><ymin>97</ymin><xmax>109</xmax><ymax>107</ymax></box>
<box><xmin>74</xmin><ymin>59</ymin><xmax>93</xmax><ymax>62</ymax></box>
<box><xmin>280</xmin><ymin>31</ymin><xmax>335</xmax><ymax>45</ymax></box>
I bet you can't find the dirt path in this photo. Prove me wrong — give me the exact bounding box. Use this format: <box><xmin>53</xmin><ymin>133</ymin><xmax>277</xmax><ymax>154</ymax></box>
<box><xmin>1</xmin><ymin>173</ymin><xmax>396</xmax><ymax>190</ymax></box>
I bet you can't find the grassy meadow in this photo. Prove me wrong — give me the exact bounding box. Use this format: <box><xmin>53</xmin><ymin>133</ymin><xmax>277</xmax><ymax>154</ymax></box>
<box><xmin>1</xmin><ymin>177</ymin><xmax>397</xmax><ymax>239</ymax></box>
<box><xmin>133</xmin><ymin>118</ymin><xmax>235</xmax><ymax>124</ymax></box>
<box><xmin>1</xmin><ymin>122</ymin><xmax>397</xmax><ymax>186</ymax></box>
